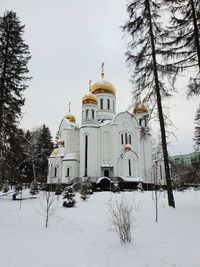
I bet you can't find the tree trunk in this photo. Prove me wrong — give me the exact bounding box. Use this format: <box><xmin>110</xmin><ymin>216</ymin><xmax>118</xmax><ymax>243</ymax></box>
<box><xmin>190</xmin><ymin>0</ymin><xmax>200</xmax><ymax>71</ymax></box>
<box><xmin>147</xmin><ymin>0</ymin><xmax>175</xmax><ymax>208</ymax></box>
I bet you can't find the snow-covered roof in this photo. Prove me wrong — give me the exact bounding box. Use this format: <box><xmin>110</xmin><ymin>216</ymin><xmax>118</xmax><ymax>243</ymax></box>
<box><xmin>63</xmin><ymin>153</ymin><xmax>79</xmax><ymax>161</ymax></box>
<box><xmin>95</xmin><ymin>79</ymin><xmax>113</xmax><ymax>85</ymax></box>
<box><xmin>96</xmin><ymin>177</ymin><xmax>111</xmax><ymax>184</ymax></box>
<box><xmin>119</xmin><ymin>176</ymin><xmax>144</xmax><ymax>182</ymax></box>
<box><xmin>50</xmin><ymin>146</ymin><xmax>65</xmax><ymax>158</ymax></box>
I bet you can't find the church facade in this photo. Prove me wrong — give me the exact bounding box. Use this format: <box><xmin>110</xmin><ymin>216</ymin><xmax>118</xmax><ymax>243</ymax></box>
<box><xmin>47</xmin><ymin>68</ymin><xmax>163</xmax><ymax>189</ymax></box>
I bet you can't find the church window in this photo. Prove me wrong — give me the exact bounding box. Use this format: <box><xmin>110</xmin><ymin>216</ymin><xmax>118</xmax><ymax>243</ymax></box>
<box><xmin>107</xmin><ymin>99</ymin><xmax>110</xmax><ymax>110</ymax></box>
<box><xmin>100</xmin><ymin>99</ymin><xmax>103</xmax><ymax>109</ymax></box>
<box><xmin>66</xmin><ymin>167</ymin><xmax>70</xmax><ymax>177</ymax></box>
<box><xmin>139</xmin><ymin>119</ymin><xmax>142</xmax><ymax>126</ymax></box>
<box><xmin>128</xmin><ymin>159</ymin><xmax>131</xmax><ymax>176</ymax></box>
<box><xmin>92</xmin><ymin>109</ymin><xmax>95</xmax><ymax>119</ymax></box>
<box><xmin>160</xmin><ymin>165</ymin><xmax>163</xmax><ymax>180</ymax></box>
<box><xmin>121</xmin><ymin>134</ymin><xmax>123</xmax><ymax>144</ymax></box>
<box><xmin>125</xmin><ymin>132</ymin><xmax>128</xmax><ymax>144</ymax></box>
<box><xmin>85</xmin><ymin>135</ymin><xmax>88</xmax><ymax>176</ymax></box>
<box><xmin>129</xmin><ymin>135</ymin><xmax>131</xmax><ymax>144</ymax></box>
<box><xmin>54</xmin><ymin>166</ymin><xmax>57</xmax><ymax>178</ymax></box>
<box><xmin>86</xmin><ymin>109</ymin><xmax>89</xmax><ymax>118</ymax></box>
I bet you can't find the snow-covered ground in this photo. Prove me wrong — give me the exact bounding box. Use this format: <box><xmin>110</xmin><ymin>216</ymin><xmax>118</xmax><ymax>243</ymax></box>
<box><xmin>0</xmin><ymin>189</ymin><xmax>200</xmax><ymax>267</ymax></box>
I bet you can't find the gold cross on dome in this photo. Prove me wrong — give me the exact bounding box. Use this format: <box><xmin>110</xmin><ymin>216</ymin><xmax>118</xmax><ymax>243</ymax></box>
<box><xmin>101</xmin><ymin>62</ymin><xmax>105</xmax><ymax>78</ymax></box>
<box><xmin>89</xmin><ymin>79</ymin><xmax>92</xmax><ymax>93</ymax></box>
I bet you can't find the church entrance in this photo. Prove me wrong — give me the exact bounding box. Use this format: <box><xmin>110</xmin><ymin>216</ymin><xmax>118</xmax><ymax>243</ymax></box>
<box><xmin>104</xmin><ymin>170</ymin><xmax>109</xmax><ymax>178</ymax></box>
<box><xmin>98</xmin><ymin>177</ymin><xmax>110</xmax><ymax>191</ymax></box>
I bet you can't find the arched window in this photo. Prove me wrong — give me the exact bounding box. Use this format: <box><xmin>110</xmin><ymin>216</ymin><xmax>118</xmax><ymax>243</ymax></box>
<box><xmin>92</xmin><ymin>109</ymin><xmax>95</xmax><ymax>119</ymax></box>
<box><xmin>121</xmin><ymin>134</ymin><xmax>123</xmax><ymax>144</ymax></box>
<box><xmin>85</xmin><ymin>135</ymin><xmax>88</xmax><ymax>176</ymax></box>
<box><xmin>100</xmin><ymin>99</ymin><xmax>103</xmax><ymax>109</ymax></box>
<box><xmin>128</xmin><ymin>159</ymin><xmax>131</xmax><ymax>176</ymax></box>
<box><xmin>54</xmin><ymin>166</ymin><xmax>57</xmax><ymax>178</ymax></box>
<box><xmin>107</xmin><ymin>99</ymin><xmax>110</xmax><ymax>110</ymax></box>
<box><xmin>86</xmin><ymin>109</ymin><xmax>89</xmax><ymax>118</ymax></box>
<box><xmin>129</xmin><ymin>135</ymin><xmax>131</xmax><ymax>145</ymax></box>
<box><xmin>66</xmin><ymin>167</ymin><xmax>70</xmax><ymax>177</ymax></box>
<box><xmin>125</xmin><ymin>132</ymin><xmax>128</xmax><ymax>144</ymax></box>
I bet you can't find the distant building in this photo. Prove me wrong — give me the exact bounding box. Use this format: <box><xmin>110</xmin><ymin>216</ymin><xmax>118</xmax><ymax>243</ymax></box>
<box><xmin>169</xmin><ymin>152</ymin><xmax>200</xmax><ymax>167</ymax></box>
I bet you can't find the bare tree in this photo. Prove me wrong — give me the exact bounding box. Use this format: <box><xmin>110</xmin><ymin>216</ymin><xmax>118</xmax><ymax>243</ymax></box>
<box><xmin>39</xmin><ymin>190</ymin><xmax>57</xmax><ymax>228</ymax></box>
<box><xmin>108</xmin><ymin>195</ymin><xmax>141</xmax><ymax>243</ymax></box>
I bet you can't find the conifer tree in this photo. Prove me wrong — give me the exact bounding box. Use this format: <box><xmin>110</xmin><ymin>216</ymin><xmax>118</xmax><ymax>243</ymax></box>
<box><xmin>5</xmin><ymin>127</ymin><xmax>26</xmax><ymax>185</ymax></box>
<box><xmin>30</xmin><ymin>179</ymin><xmax>39</xmax><ymax>195</ymax></box>
<box><xmin>80</xmin><ymin>182</ymin><xmax>90</xmax><ymax>201</ymax></box>
<box><xmin>165</xmin><ymin>0</ymin><xmax>200</xmax><ymax>96</ymax></box>
<box><xmin>194</xmin><ymin>105</ymin><xmax>200</xmax><ymax>151</ymax></box>
<box><xmin>63</xmin><ymin>186</ymin><xmax>76</xmax><ymax>207</ymax></box>
<box><xmin>0</xmin><ymin>11</ymin><xmax>31</xmax><ymax>181</ymax></box>
<box><xmin>123</xmin><ymin>0</ymin><xmax>175</xmax><ymax>207</ymax></box>
<box><xmin>36</xmin><ymin>125</ymin><xmax>54</xmax><ymax>183</ymax></box>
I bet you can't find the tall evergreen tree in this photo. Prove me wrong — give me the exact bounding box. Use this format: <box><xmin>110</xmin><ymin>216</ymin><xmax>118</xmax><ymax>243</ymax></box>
<box><xmin>165</xmin><ymin>0</ymin><xmax>200</xmax><ymax>96</ymax></box>
<box><xmin>0</xmin><ymin>11</ymin><xmax>31</xmax><ymax>181</ymax></box>
<box><xmin>123</xmin><ymin>0</ymin><xmax>175</xmax><ymax>207</ymax></box>
<box><xmin>194</xmin><ymin>105</ymin><xmax>200</xmax><ymax>151</ymax></box>
<box><xmin>36</xmin><ymin>125</ymin><xmax>54</xmax><ymax>183</ymax></box>
<box><xmin>5</xmin><ymin>127</ymin><xmax>26</xmax><ymax>185</ymax></box>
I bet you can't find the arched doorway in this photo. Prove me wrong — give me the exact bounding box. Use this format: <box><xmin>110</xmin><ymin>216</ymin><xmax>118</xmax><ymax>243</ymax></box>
<box><xmin>98</xmin><ymin>177</ymin><xmax>110</xmax><ymax>191</ymax></box>
<box><xmin>104</xmin><ymin>170</ymin><xmax>109</xmax><ymax>177</ymax></box>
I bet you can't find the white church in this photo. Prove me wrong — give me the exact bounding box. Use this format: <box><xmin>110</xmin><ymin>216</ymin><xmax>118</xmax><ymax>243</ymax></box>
<box><xmin>47</xmin><ymin>65</ymin><xmax>164</xmax><ymax>190</ymax></box>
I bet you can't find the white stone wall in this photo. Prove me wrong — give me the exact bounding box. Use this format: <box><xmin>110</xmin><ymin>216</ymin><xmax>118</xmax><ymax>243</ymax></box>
<box><xmin>62</xmin><ymin>160</ymin><xmax>79</xmax><ymax>183</ymax></box>
<box><xmin>96</xmin><ymin>93</ymin><xmax>116</xmax><ymax>120</ymax></box>
<box><xmin>79</xmin><ymin>126</ymin><xmax>100</xmax><ymax>178</ymax></box>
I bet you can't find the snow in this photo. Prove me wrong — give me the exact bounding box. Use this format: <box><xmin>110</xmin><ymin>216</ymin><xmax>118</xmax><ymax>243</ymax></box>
<box><xmin>95</xmin><ymin>79</ymin><xmax>113</xmax><ymax>85</ymax></box>
<box><xmin>120</xmin><ymin>176</ymin><xmax>144</xmax><ymax>182</ymax></box>
<box><xmin>0</xmin><ymin>189</ymin><xmax>200</xmax><ymax>267</ymax></box>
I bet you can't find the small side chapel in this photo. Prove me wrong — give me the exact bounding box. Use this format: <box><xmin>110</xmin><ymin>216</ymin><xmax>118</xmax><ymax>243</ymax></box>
<box><xmin>47</xmin><ymin>64</ymin><xmax>164</xmax><ymax>189</ymax></box>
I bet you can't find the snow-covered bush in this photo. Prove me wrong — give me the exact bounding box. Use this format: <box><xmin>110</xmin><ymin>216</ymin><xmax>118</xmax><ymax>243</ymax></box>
<box><xmin>80</xmin><ymin>182</ymin><xmax>90</xmax><ymax>200</ymax></box>
<box><xmin>55</xmin><ymin>181</ymin><xmax>64</xmax><ymax>195</ymax></box>
<box><xmin>63</xmin><ymin>186</ymin><xmax>76</xmax><ymax>207</ymax></box>
<box><xmin>137</xmin><ymin>182</ymin><xmax>144</xmax><ymax>192</ymax></box>
<box><xmin>30</xmin><ymin>180</ymin><xmax>39</xmax><ymax>195</ymax></box>
<box><xmin>108</xmin><ymin>195</ymin><xmax>141</xmax><ymax>244</ymax></box>
<box><xmin>112</xmin><ymin>182</ymin><xmax>120</xmax><ymax>193</ymax></box>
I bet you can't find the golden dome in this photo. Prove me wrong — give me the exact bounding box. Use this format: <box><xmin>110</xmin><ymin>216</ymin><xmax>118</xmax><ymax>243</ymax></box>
<box><xmin>64</xmin><ymin>114</ymin><xmax>76</xmax><ymax>123</ymax></box>
<box><xmin>82</xmin><ymin>94</ymin><xmax>97</xmax><ymax>105</ymax></box>
<box><xmin>50</xmin><ymin>148</ymin><xmax>59</xmax><ymax>157</ymax></box>
<box><xmin>91</xmin><ymin>79</ymin><xmax>116</xmax><ymax>96</ymax></box>
<box><xmin>57</xmin><ymin>140</ymin><xmax>64</xmax><ymax>146</ymax></box>
<box><xmin>133</xmin><ymin>103</ymin><xmax>148</xmax><ymax>114</ymax></box>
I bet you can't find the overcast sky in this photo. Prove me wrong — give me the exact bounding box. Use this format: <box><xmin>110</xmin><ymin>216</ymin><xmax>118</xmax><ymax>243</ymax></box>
<box><xmin>2</xmin><ymin>0</ymin><xmax>200</xmax><ymax>155</ymax></box>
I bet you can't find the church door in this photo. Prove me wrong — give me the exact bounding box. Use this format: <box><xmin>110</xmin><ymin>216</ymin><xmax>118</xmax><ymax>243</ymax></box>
<box><xmin>104</xmin><ymin>170</ymin><xmax>109</xmax><ymax>178</ymax></box>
